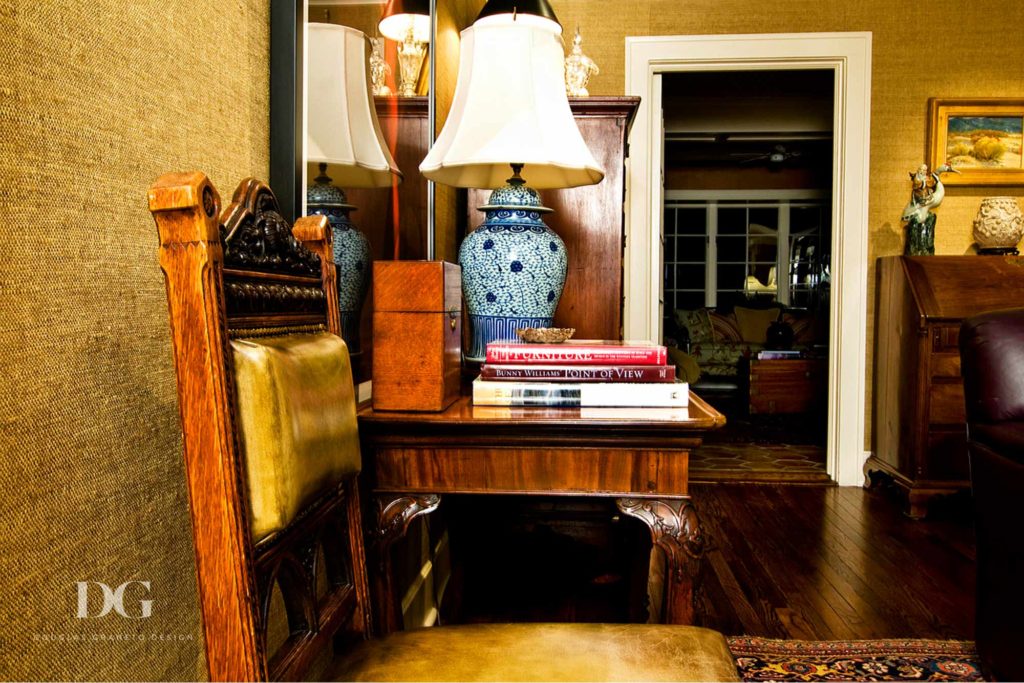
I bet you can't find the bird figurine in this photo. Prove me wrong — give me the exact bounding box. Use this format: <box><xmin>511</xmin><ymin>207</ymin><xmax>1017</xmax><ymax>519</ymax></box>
<box><xmin>901</xmin><ymin>163</ymin><xmax>960</xmax><ymax>255</ymax></box>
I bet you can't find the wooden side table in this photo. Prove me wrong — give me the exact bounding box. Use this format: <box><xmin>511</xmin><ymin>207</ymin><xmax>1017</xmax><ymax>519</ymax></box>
<box><xmin>357</xmin><ymin>393</ymin><xmax>725</xmax><ymax>634</ymax></box>
<box><xmin>745</xmin><ymin>357</ymin><xmax>826</xmax><ymax>414</ymax></box>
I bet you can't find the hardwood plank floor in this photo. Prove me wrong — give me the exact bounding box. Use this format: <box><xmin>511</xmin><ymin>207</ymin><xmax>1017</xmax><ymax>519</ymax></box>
<box><xmin>444</xmin><ymin>484</ymin><xmax>975</xmax><ymax>641</ymax></box>
<box><xmin>692</xmin><ymin>484</ymin><xmax>975</xmax><ymax>640</ymax></box>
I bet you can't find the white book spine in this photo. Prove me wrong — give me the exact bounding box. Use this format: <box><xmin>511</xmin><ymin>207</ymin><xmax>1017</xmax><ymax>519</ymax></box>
<box><xmin>472</xmin><ymin>380</ymin><xmax>689</xmax><ymax>407</ymax></box>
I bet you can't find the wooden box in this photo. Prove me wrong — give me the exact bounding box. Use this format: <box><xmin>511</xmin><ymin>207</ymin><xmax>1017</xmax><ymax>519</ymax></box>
<box><xmin>747</xmin><ymin>358</ymin><xmax>825</xmax><ymax>414</ymax></box>
<box><xmin>372</xmin><ymin>261</ymin><xmax>462</xmax><ymax>412</ymax></box>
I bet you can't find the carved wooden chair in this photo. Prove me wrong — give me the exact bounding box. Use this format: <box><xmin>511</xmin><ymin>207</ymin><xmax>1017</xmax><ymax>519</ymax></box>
<box><xmin>150</xmin><ymin>171</ymin><xmax>738</xmax><ymax>682</ymax></box>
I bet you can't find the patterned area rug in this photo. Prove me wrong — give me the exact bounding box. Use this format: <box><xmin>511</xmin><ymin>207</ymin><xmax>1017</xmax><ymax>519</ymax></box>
<box><xmin>727</xmin><ymin>637</ymin><xmax>983</xmax><ymax>681</ymax></box>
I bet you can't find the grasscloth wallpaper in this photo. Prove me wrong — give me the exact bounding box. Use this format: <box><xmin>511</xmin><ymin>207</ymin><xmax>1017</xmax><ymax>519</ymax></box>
<box><xmin>0</xmin><ymin>0</ymin><xmax>268</xmax><ymax>679</ymax></box>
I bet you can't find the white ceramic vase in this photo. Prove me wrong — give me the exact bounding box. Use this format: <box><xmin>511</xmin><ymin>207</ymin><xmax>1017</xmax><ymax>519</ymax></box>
<box><xmin>973</xmin><ymin>197</ymin><xmax>1024</xmax><ymax>252</ymax></box>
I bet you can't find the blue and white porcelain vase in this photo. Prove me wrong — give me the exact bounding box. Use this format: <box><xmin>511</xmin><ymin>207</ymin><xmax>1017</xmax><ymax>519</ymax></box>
<box><xmin>307</xmin><ymin>165</ymin><xmax>370</xmax><ymax>354</ymax></box>
<box><xmin>459</xmin><ymin>179</ymin><xmax>567</xmax><ymax>361</ymax></box>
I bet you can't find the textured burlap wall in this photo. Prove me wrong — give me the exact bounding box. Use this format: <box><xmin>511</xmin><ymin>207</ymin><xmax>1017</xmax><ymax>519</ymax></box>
<box><xmin>0</xmin><ymin>0</ymin><xmax>268</xmax><ymax>679</ymax></box>
<box><xmin>549</xmin><ymin>0</ymin><xmax>1024</xmax><ymax>446</ymax></box>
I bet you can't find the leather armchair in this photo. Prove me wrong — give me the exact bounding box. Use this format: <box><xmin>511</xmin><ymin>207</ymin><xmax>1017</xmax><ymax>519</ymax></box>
<box><xmin>959</xmin><ymin>308</ymin><xmax>1024</xmax><ymax>681</ymax></box>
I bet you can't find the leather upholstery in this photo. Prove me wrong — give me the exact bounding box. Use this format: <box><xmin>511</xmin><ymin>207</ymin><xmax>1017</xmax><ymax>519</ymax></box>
<box><xmin>959</xmin><ymin>308</ymin><xmax>1024</xmax><ymax>681</ymax></box>
<box><xmin>331</xmin><ymin>623</ymin><xmax>739</xmax><ymax>682</ymax></box>
<box><xmin>961</xmin><ymin>308</ymin><xmax>1024</xmax><ymax>425</ymax></box>
<box><xmin>230</xmin><ymin>332</ymin><xmax>360</xmax><ymax>542</ymax></box>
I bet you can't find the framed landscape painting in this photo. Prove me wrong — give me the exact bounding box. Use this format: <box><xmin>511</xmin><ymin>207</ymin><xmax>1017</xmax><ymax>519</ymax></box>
<box><xmin>928</xmin><ymin>98</ymin><xmax>1024</xmax><ymax>185</ymax></box>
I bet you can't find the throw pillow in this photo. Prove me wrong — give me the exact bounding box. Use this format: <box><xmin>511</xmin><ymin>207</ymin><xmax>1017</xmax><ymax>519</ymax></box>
<box><xmin>734</xmin><ymin>306</ymin><xmax>781</xmax><ymax>344</ymax></box>
<box><xmin>673</xmin><ymin>308</ymin><xmax>713</xmax><ymax>344</ymax></box>
<box><xmin>708</xmin><ymin>310</ymin><xmax>743</xmax><ymax>343</ymax></box>
<box><xmin>783</xmin><ymin>312</ymin><xmax>817</xmax><ymax>345</ymax></box>
<box><xmin>667</xmin><ymin>346</ymin><xmax>701</xmax><ymax>384</ymax></box>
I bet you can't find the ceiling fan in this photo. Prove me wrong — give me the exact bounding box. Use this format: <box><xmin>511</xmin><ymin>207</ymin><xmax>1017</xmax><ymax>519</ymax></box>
<box><xmin>731</xmin><ymin>144</ymin><xmax>802</xmax><ymax>164</ymax></box>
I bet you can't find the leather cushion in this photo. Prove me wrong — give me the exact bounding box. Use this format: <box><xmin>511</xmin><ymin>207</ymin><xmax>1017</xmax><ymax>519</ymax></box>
<box><xmin>230</xmin><ymin>333</ymin><xmax>360</xmax><ymax>542</ymax></box>
<box><xmin>331</xmin><ymin>623</ymin><xmax>739</xmax><ymax>681</ymax></box>
<box><xmin>970</xmin><ymin>422</ymin><xmax>1024</xmax><ymax>466</ymax></box>
<box><xmin>960</xmin><ymin>308</ymin><xmax>1024</xmax><ymax>423</ymax></box>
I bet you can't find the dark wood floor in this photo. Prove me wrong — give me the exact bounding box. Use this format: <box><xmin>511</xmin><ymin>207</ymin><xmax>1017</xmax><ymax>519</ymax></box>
<box><xmin>693</xmin><ymin>484</ymin><xmax>975</xmax><ymax>640</ymax></box>
<box><xmin>446</xmin><ymin>484</ymin><xmax>976</xmax><ymax>641</ymax></box>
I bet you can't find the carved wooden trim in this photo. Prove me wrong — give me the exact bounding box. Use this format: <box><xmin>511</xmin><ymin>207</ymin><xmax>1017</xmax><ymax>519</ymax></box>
<box><xmin>617</xmin><ymin>497</ymin><xmax>704</xmax><ymax>579</ymax></box>
<box><xmin>616</xmin><ymin>497</ymin><xmax>704</xmax><ymax>626</ymax></box>
<box><xmin>149</xmin><ymin>171</ymin><xmax>265</xmax><ymax>681</ymax></box>
<box><xmin>375</xmin><ymin>493</ymin><xmax>442</xmax><ymax>548</ymax></box>
<box><xmin>292</xmin><ymin>215</ymin><xmax>340</xmax><ymax>337</ymax></box>
<box><xmin>221</xmin><ymin>178</ymin><xmax>321</xmax><ymax>277</ymax></box>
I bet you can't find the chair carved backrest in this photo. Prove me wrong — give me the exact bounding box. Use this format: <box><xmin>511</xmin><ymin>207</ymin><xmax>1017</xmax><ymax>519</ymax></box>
<box><xmin>149</xmin><ymin>172</ymin><xmax>370</xmax><ymax>681</ymax></box>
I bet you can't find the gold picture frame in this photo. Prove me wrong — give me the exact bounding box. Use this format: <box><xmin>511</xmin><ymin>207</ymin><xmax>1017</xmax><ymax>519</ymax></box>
<box><xmin>927</xmin><ymin>98</ymin><xmax>1024</xmax><ymax>186</ymax></box>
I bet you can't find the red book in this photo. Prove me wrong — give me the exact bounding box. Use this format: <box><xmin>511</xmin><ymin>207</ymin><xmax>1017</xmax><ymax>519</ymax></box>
<box><xmin>485</xmin><ymin>340</ymin><xmax>668</xmax><ymax>366</ymax></box>
<box><xmin>480</xmin><ymin>364</ymin><xmax>676</xmax><ymax>382</ymax></box>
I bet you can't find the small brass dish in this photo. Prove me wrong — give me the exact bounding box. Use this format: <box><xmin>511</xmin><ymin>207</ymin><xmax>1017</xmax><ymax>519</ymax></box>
<box><xmin>514</xmin><ymin>327</ymin><xmax>576</xmax><ymax>343</ymax></box>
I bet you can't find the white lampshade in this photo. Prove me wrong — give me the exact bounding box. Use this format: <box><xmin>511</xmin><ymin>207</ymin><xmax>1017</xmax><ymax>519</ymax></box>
<box><xmin>419</xmin><ymin>14</ymin><xmax>604</xmax><ymax>190</ymax></box>
<box><xmin>307</xmin><ymin>23</ymin><xmax>402</xmax><ymax>188</ymax></box>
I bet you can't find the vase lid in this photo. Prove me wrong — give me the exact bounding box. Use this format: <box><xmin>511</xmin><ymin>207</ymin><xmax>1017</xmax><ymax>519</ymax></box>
<box><xmin>307</xmin><ymin>166</ymin><xmax>357</xmax><ymax>211</ymax></box>
<box><xmin>477</xmin><ymin>180</ymin><xmax>553</xmax><ymax>214</ymax></box>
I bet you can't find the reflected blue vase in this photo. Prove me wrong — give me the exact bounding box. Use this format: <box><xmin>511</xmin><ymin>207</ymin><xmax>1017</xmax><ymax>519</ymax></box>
<box><xmin>307</xmin><ymin>166</ymin><xmax>370</xmax><ymax>354</ymax></box>
<box><xmin>459</xmin><ymin>180</ymin><xmax>567</xmax><ymax>361</ymax></box>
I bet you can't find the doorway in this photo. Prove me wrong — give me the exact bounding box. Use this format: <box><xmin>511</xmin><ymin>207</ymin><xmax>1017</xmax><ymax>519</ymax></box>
<box><xmin>662</xmin><ymin>69</ymin><xmax>834</xmax><ymax>481</ymax></box>
<box><xmin>624</xmin><ymin>32</ymin><xmax>872</xmax><ymax>486</ymax></box>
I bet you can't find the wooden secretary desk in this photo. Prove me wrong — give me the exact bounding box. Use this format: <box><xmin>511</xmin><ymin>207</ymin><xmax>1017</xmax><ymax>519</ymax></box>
<box><xmin>870</xmin><ymin>255</ymin><xmax>1024</xmax><ymax>517</ymax></box>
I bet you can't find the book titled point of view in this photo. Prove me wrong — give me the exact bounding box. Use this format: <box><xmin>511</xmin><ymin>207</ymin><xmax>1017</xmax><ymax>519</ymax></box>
<box><xmin>480</xmin><ymin>364</ymin><xmax>676</xmax><ymax>383</ymax></box>
<box><xmin>472</xmin><ymin>378</ymin><xmax>689</xmax><ymax>408</ymax></box>
<box><xmin>485</xmin><ymin>340</ymin><xmax>667</xmax><ymax>365</ymax></box>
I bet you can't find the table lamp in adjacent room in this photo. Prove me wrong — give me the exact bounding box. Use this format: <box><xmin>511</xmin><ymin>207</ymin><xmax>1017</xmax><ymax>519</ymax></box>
<box><xmin>419</xmin><ymin>0</ymin><xmax>604</xmax><ymax>361</ymax></box>
<box><xmin>378</xmin><ymin>0</ymin><xmax>431</xmax><ymax>97</ymax></box>
<box><xmin>307</xmin><ymin>22</ymin><xmax>403</xmax><ymax>354</ymax></box>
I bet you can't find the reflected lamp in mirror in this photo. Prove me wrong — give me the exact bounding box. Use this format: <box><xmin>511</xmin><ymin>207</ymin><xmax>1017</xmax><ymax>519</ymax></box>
<box><xmin>378</xmin><ymin>0</ymin><xmax>430</xmax><ymax>97</ymax></box>
<box><xmin>307</xmin><ymin>22</ymin><xmax>402</xmax><ymax>354</ymax></box>
<box><xmin>419</xmin><ymin>0</ymin><xmax>604</xmax><ymax>361</ymax></box>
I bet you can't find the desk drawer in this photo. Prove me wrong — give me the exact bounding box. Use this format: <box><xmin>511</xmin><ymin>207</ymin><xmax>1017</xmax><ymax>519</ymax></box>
<box><xmin>929</xmin><ymin>382</ymin><xmax>965</xmax><ymax>425</ymax></box>
<box><xmin>374</xmin><ymin>447</ymin><xmax>690</xmax><ymax>496</ymax></box>
<box><xmin>930</xmin><ymin>353</ymin><xmax>961</xmax><ymax>378</ymax></box>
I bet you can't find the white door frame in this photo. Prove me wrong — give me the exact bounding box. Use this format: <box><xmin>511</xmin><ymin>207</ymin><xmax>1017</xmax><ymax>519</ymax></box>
<box><xmin>624</xmin><ymin>32</ymin><xmax>872</xmax><ymax>486</ymax></box>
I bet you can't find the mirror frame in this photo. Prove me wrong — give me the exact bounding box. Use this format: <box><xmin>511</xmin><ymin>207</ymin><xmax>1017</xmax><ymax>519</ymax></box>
<box><xmin>270</xmin><ymin>0</ymin><xmax>305</xmax><ymax>224</ymax></box>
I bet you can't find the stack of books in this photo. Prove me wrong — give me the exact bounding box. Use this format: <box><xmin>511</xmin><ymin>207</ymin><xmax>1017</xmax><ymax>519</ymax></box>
<box><xmin>472</xmin><ymin>340</ymin><xmax>688</xmax><ymax>408</ymax></box>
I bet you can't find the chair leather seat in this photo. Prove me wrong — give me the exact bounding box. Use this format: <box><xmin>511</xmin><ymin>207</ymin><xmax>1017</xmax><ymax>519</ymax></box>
<box><xmin>331</xmin><ymin>623</ymin><xmax>739</xmax><ymax>682</ymax></box>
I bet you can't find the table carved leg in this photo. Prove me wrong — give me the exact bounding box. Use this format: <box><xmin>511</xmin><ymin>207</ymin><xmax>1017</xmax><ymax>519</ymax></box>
<box><xmin>616</xmin><ymin>497</ymin><xmax>704</xmax><ymax>626</ymax></box>
<box><xmin>372</xmin><ymin>493</ymin><xmax>441</xmax><ymax>635</ymax></box>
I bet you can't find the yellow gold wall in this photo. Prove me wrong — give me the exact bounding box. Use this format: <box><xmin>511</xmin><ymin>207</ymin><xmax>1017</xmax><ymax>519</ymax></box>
<box><xmin>552</xmin><ymin>0</ymin><xmax>1024</xmax><ymax>447</ymax></box>
<box><xmin>0</xmin><ymin>0</ymin><xmax>269</xmax><ymax>678</ymax></box>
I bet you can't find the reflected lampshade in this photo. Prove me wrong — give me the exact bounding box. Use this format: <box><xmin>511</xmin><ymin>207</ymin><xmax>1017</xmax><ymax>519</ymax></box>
<box><xmin>306</xmin><ymin>23</ymin><xmax>402</xmax><ymax>355</ymax></box>
<box><xmin>307</xmin><ymin>23</ymin><xmax>402</xmax><ymax>188</ymax></box>
<box><xmin>378</xmin><ymin>0</ymin><xmax>431</xmax><ymax>43</ymax></box>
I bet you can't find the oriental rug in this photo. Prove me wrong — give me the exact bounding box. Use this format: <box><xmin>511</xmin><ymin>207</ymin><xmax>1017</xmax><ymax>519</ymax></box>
<box><xmin>727</xmin><ymin>636</ymin><xmax>983</xmax><ymax>682</ymax></box>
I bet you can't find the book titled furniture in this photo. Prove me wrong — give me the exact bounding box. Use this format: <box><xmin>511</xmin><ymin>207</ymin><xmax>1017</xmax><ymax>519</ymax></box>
<box><xmin>870</xmin><ymin>255</ymin><xmax>1024</xmax><ymax>518</ymax></box>
<box><xmin>358</xmin><ymin>394</ymin><xmax>725</xmax><ymax>633</ymax></box>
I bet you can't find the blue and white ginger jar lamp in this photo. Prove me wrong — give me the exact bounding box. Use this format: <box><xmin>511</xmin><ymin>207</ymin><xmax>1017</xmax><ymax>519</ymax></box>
<box><xmin>307</xmin><ymin>163</ymin><xmax>371</xmax><ymax>354</ymax></box>
<box><xmin>461</xmin><ymin>167</ymin><xmax>567</xmax><ymax>361</ymax></box>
